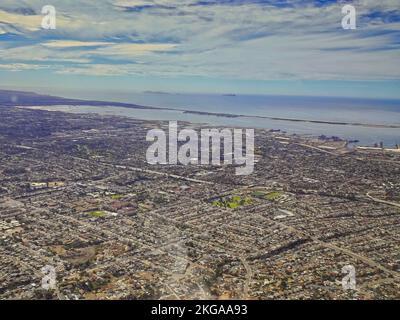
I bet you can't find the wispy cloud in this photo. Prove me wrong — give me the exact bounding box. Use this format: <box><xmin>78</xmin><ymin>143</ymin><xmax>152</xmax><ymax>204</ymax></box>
<box><xmin>0</xmin><ymin>62</ymin><xmax>48</xmax><ymax>71</ymax></box>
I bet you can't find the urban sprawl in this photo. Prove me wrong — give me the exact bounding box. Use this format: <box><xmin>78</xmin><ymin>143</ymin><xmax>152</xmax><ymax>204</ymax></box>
<box><xmin>0</xmin><ymin>105</ymin><xmax>399</xmax><ymax>300</ymax></box>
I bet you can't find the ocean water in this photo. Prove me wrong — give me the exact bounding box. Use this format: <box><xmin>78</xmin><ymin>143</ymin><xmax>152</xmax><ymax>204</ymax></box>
<box><xmin>32</xmin><ymin>91</ymin><xmax>400</xmax><ymax>146</ymax></box>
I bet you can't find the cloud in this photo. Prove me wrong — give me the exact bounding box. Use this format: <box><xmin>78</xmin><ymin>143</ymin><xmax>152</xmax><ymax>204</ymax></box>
<box><xmin>87</xmin><ymin>43</ymin><xmax>177</xmax><ymax>58</ymax></box>
<box><xmin>0</xmin><ymin>63</ymin><xmax>48</xmax><ymax>71</ymax></box>
<box><xmin>0</xmin><ymin>9</ymin><xmax>41</xmax><ymax>31</ymax></box>
<box><xmin>0</xmin><ymin>0</ymin><xmax>399</xmax><ymax>81</ymax></box>
<box><xmin>42</xmin><ymin>40</ymin><xmax>110</xmax><ymax>48</ymax></box>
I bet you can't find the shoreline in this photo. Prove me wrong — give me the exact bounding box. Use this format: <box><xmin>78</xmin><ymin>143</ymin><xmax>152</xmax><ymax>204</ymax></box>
<box><xmin>1</xmin><ymin>89</ymin><xmax>399</xmax><ymax>130</ymax></box>
<box><xmin>17</xmin><ymin>104</ymin><xmax>400</xmax><ymax>130</ymax></box>
<box><xmin>178</xmin><ymin>109</ymin><xmax>400</xmax><ymax>129</ymax></box>
<box><xmin>18</xmin><ymin>105</ymin><xmax>400</xmax><ymax>150</ymax></box>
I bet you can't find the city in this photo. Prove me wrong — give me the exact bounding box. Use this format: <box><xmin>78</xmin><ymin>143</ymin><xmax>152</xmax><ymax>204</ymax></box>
<box><xmin>1</xmin><ymin>105</ymin><xmax>399</xmax><ymax>300</ymax></box>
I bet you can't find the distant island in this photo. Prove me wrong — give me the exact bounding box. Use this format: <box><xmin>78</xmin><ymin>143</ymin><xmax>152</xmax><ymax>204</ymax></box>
<box><xmin>142</xmin><ymin>91</ymin><xmax>173</xmax><ymax>95</ymax></box>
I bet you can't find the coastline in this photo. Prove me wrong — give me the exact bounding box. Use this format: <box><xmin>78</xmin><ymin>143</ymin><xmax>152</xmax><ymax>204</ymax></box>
<box><xmin>18</xmin><ymin>105</ymin><xmax>400</xmax><ymax>151</ymax></box>
<box><xmin>179</xmin><ymin>109</ymin><xmax>400</xmax><ymax>129</ymax></box>
<box><xmin>17</xmin><ymin>103</ymin><xmax>400</xmax><ymax>130</ymax></box>
<box><xmin>2</xmin><ymin>89</ymin><xmax>399</xmax><ymax>130</ymax></box>
<box><xmin>2</xmin><ymin>89</ymin><xmax>399</xmax><ymax>147</ymax></box>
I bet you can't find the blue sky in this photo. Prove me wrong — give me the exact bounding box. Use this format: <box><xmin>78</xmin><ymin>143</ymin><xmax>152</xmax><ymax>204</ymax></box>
<box><xmin>0</xmin><ymin>0</ymin><xmax>400</xmax><ymax>99</ymax></box>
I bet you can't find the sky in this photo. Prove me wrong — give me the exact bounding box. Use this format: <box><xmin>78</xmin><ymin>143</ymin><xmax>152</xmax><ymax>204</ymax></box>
<box><xmin>0</xmin><ymin>0</ymin><xmax>400</xmax><ymax>99</ymax></box>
